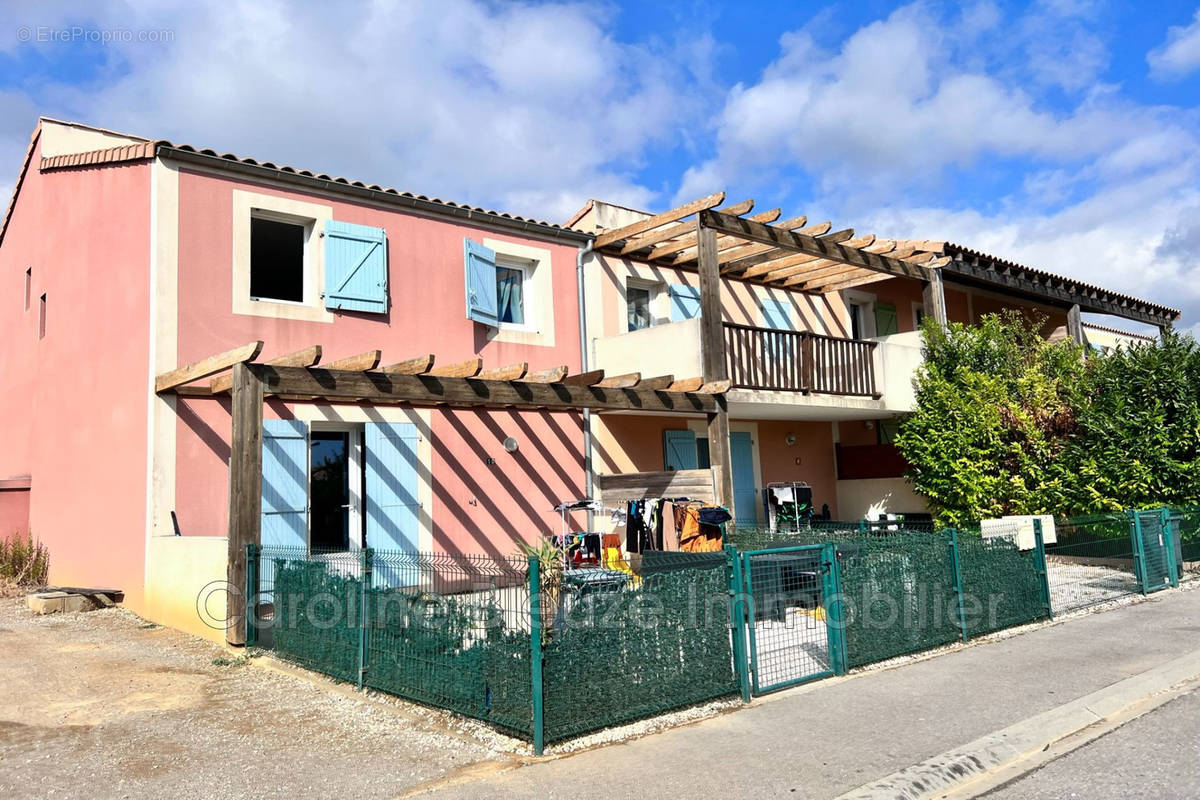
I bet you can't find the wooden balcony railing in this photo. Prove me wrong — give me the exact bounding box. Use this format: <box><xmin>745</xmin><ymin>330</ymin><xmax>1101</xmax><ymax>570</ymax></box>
<box><xmin>723</xmin><ymin>323</ymin><xmax>880</xmax><ymax>397</ymax></box>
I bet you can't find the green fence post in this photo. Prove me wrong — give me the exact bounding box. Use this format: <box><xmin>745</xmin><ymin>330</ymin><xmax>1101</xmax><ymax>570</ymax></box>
<box><xmin>724</xmin><ymin>545</ymin><xmax>752</xmax><ymax>702</ymax></box>
<box><xmin>1032</xmin><ymin>519</ymin><xmax>1053</xmax><ymax>620</ymax></box>
<box><xmin>528</xmin><ymin>555</ymin><xmax>545</xmax><ymax>756</ymax></box>
<box><xmin>245</xmin><ymin>543</ymin><xmax>259</xmax><ymax>646</ymax></box>
<box><xmin>823</xmin><ymin>542</ymin><xmax>849</xmax><ymax>675</ymax></box>
<box><xmin>1129</xmin><ymin>510</ymin><xmax>1149</xmax><ymax>595</ymax></box>
<box><xmin>1163</xmin><ymin>507</ymin><xmax>1180</xmax><ymax>588</ymax></box>
<box><xmin>947</xmin><ymin>529</ymin><xmax>969</xmax><ymax>643</ymax></box>
<box><xmin>357</xmin><ymin>547</ymin><xmax>372</xmax><ymax>691</ymax></box>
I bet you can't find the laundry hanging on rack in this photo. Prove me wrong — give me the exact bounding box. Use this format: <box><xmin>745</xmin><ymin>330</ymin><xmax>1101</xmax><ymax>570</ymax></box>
<box><xmin>678</xmin><ymin>503</ymin><xmax>728</xmax><ymax>553</ymax></box>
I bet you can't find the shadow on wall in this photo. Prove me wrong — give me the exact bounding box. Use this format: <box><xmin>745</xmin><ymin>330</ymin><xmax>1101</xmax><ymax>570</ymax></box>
<box><xmin>432</xmin><ymin>409</ymin><xmax>585</xmax><ymax>558</ymax></box>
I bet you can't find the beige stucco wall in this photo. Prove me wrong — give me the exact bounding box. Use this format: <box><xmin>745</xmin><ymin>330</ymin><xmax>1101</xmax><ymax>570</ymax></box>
<box><xmin>836</xmin><ymin>477</ymin><xmax>928</xmax><ymax>520</ymax></box>
<box><xmin>144</xmin><ymin>535</ymin><xmax>230</xmax><ymax>644</ymax></box>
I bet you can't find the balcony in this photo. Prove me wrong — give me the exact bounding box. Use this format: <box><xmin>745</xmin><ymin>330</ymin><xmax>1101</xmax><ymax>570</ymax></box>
<box><xmin>591</xmin><ymin>320</ymin><xmax>923</xmax><ymax>415</ymax></box>
<box><xmin>723</xmin><ymin>323</ymin><xmax>879</xmax><ymax>397</ymax></box>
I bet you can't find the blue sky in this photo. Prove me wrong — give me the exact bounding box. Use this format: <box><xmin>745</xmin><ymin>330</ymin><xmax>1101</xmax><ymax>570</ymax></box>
<box><xmin>3</xmin><ymin>1</ymin><xmax>1200</xmax><ymax>330</ymax></box>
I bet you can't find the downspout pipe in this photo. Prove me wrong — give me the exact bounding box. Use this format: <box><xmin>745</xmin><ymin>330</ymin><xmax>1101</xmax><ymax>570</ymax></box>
<box><xmin>577</xmin><ymin>239</ymin><xmax>595</xmax><ymax>514</ymax></box>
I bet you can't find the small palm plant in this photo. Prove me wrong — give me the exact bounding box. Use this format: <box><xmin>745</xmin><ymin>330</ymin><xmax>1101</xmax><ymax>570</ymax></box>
<box><xmin>520</xmin><ymin>538</ymin><xmax>564</xmax><ymax>642</ymax></box>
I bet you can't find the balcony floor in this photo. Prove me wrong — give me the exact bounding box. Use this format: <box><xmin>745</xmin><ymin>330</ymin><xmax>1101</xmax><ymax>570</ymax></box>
<box><xmin>725</xmin><ymin>388</ymin><xmax>888</xmax><ymax>420</ymax></box>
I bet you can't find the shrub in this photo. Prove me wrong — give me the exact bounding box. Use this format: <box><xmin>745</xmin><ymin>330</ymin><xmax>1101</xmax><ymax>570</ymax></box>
<box><xmin>0</xmin><ymin>531</ymin><xmax>49</xmax><ymax>587</ymax></box>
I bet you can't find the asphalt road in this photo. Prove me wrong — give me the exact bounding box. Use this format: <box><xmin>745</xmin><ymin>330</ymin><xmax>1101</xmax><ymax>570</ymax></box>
<box><xmin>983</xmin><ymin>689</ymin><xmax>1200</xmax><ymax>800</ymax></box>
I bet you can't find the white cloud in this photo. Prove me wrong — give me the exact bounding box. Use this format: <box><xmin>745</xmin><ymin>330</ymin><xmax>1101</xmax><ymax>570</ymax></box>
<box><xmin>0</xmin><ymin>0</ymin><xmax>709</xmax><ymax>222</ymax></box>
<box><xmin>1148</xmin><ymin>8</ymin><xmax>1200</xmax><ymax>80</ymax></box>
<box><xmin>675</xmin><ymin>4</ymin><xmax>1146</xmax><ymax>205</ymax></box>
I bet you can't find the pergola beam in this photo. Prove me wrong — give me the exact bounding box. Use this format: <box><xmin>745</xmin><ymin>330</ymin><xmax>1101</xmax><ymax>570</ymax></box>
<box><xmin>616</xmin><ymin>199</ymin><xmax>754</xmax><ymax>256</ymax></box>
<box><xmin>245</xmin><ymin>364</ymin><xmax>723</xmax><ymax>413</ymax></box>
<box><xmin>156</xmin><ymin>341</ymin><xmax>263</xmax><ymax>393</ymax></box>
<box><xmin>593</xmin><ymin>191</ymin><xmax>725</xmax><ymax>249</ymax></box>
<box><xmin>699</xmin><ymin>210</ymin><xmax>934</xmax><ymax>282</ymax></box>
<box><xmin>211</xmin><ymin>344</ymin><xmax>321</xmax><ymax>394</ymax></box>
<box><xmin>646</xmin><ymin>207</ymin><xmax>783</xmax><ymax>262</ymax></box>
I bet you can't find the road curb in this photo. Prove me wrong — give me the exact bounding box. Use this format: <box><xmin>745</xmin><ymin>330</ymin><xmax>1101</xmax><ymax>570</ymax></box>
<box><xmin>833</xmin><ymin>648</ymin><xmax>1200</xmax><ymax>800</ymax></box>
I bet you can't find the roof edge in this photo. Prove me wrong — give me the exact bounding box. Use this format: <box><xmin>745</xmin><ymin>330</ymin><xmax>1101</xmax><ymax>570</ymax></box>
<box><xmin>158</xmin><ymin>145</ymin><xmax>593</xmax><ymax>244</ymax></box>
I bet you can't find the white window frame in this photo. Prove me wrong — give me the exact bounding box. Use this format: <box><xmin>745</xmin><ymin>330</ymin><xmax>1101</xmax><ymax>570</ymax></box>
<box><xmin>911</xmin><ymin>300</ymin><xmax>927</xmax><ymax>331</ymax></box>
<box><xmin>843</xmin><ymin>289</ymin><xmax>878</xmax><ymax>340</ymax></box>
<box><xmin>483</xmin><ymin>238</ymin><xmax>555</xmax><ymax>347</ymax></box>
<box><xmin>307</xmin><ymin>421</ymin><xmax>364</xmax><ymax>552</ymax></box>
<box><xmin>625</xmin><ymin>277</ymin><xmax>661</xmax><ymax>331</ymax></box>
<box><xmin>232</xmin><ymin>189</ymin><xmax>333</xmax><ymax>323</ymax></box>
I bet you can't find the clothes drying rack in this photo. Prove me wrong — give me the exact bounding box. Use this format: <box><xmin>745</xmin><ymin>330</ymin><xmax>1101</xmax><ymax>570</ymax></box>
<box><xmin>763</xmin><ymin>481</ymin><xmax>813</xmax><ymax>532</ymax></box>
<box><xmin>551</xmin><ymin>498</ymin><xmax>620</xmax><ymax>573</ymax></box>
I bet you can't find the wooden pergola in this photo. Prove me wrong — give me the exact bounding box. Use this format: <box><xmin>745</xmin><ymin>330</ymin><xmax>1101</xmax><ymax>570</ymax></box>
<box><xmin>591</xmin><ymin>191</ymin><xmax>952</xmax><ymax>296</ymax></box>
<box><xmin>154</xmin><ymin>343</ymin><xmax>729</xmax><ymax>644</ymax></box>
<box><xmin>589</xmin><ymin>192</ymin><xmax>954</xmax><ymax>517</ymax></box>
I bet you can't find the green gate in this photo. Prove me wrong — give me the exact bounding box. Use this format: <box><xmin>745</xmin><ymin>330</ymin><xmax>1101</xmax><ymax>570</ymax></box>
<box><xmin>740</xmin><ymin>544</ymin><xmax>845</xmax><ymax>694</ymax></box>
<box><xmin>1132</xmin><ymin>509</ymin><xmax>1179</xmax><ymax>594</ymax></box>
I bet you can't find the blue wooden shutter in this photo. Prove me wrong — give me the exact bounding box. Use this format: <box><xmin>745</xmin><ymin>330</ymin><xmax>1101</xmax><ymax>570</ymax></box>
<box><xmin>669</xmin><ymin>284</ymin><xmax>701</xmax><ymax>321</ymax></box>
<box><xmin>762</xmin><ymin>298</ymin><xmax>793</xmax><ymax>330</ymax></box>
<box><xmin>365</xmin><ymin>422</ymin><xmax>421</xmax><ymax>587</ymax></box>
<box><xmin>663</xmin><ymin>429</ymin><xmax>698</xmax><ymax>471</ymax></box>
<box><xmin>262</xmin><ymin>419</ymin><xmax>308</xmax><ymax>549</ymax></box>
<box><xmin>324</xmin><ymin>220</ymin><xmax>388</xmax><ymax>313</ymax></box>
<box><xmin>464</xmin><ymin>239</ymin><xmax>499</xmax><ymax>326</ymax></box>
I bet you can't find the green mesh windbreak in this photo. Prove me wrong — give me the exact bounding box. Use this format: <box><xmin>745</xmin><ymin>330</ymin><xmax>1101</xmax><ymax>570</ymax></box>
<box><xmin>1168</xmin><ymin>506</ymin><xmax>1200</xmax><ymax>564</ymax></box>
<box><xmin>540</xmin><ymin>552</ymin><xmax>737</xmax><ymax>743</ymax></box>
<box><xmin>955</xmin><ymin>534</ymin><xmax>1047</xmax><ymax>636</ymax></box>
<box><xmin>271</xmin><ymin>559</ymin><xmax>364</xmax><ymax>683</ymax></box>
<box><xmin>258</xmin><ymin>547</ymin><xmax>534</xmax><ymax>739</ymax></box>
<box><xmin>834</xmin><ymin>531</ymin><xmax>961</xmax><ymax>667</ymax></box>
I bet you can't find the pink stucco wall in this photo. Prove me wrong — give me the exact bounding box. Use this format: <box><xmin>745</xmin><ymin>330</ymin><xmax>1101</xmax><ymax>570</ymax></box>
<box><xmin>0</xmin><ymin>488</ymin><xmax>31</xmax><ymax>539</ymax></box>
<box><xmin>0</xmin><ymin>135</ymin><xmax>151</xmax><ymax>603</ymax></box>
<box><xmin>170</xmin><ymin>167</ymin><xmax>586</xmax><ymax>554</ymax></box>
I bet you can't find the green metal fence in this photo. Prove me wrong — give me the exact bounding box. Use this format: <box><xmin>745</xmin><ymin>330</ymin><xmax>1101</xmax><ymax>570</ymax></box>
<box><xmin>254</xmin><ymin>545</ymin><xmax>535</xmax><ymax>737</ymax></box>
<box><xmin>1132</xmin><ymin>509</ymin><xmax>1179</xmax><ymax>593</ymax></box>
<box><xmin>540</xmin><ymin>551</ymin><xmax>738</xmax><ymax>744</ymax></box>
<box><xmin>740</xmin><ymin>544</ymin><xmax>844</xmax><ymax>693</ymax></box>
<box><xmin>245</xmin><ymin>505</ymin><xmax>1189</xmax><ymax>750</ymax></box>
<box><xmin>249</xmin><ymin>545</ymin><xmax>741</xmax><ymax>751</ymax></box>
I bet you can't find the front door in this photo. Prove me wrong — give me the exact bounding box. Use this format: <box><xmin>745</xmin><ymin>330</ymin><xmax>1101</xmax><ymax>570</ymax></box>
<box><xmin>309</xmin><ymin>430</ymin><xmax>356</xmax><ymax>551</ymax></box>
<box><xmin>730</xmin><ymin>432</ymin><xmax>758</xmax><ymax>525</ymax></box>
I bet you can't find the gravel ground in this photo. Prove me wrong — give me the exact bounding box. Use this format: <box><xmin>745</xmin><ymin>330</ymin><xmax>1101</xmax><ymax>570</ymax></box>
<box><xmin>0</xmin><ymin>598</ymin><xmax>509</xmax><ymax>800</ymax></box>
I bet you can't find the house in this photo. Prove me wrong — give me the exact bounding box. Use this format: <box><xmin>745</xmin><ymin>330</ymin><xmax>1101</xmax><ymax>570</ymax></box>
<box><xmin>0</xmin><ymin>119</ymin><xmax>728</xmax><ymax>642</ymax></box>
<box><xmin>570</xmin><ymin>197</ymin><xmax>1179</xmax><ymax>526</ymax></box>
<box><xmin>0</xmin><ymin>119</ymin><xmax>1178</xmax><ymax>645</ymax></box>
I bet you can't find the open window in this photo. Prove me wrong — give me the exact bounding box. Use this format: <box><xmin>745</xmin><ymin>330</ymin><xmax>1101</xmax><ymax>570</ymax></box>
<box><xmin>464</xmin><ymin>238</ymin><xmax>550</xmax><ymax>339</ymax></box>
<box><xmin>250</xmin><ymin>215</ymin><xmax>306</xmax><ymax>303</ymax></box>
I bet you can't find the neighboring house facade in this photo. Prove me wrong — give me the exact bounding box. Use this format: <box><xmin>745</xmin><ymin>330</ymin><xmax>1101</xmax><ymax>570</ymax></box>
<box><xmin>571</xmin><ymin>197</ymin><xmax>1179</xmax><ymax>525</ymax></box>
<box><xmin>0</xmin><ymin>119</ymin><xmax>602</xmax><ymax>637</ymax></box>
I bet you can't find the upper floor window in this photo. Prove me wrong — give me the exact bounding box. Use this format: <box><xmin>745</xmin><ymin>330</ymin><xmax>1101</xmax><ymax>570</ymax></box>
<box><xmin>232</xmin><ymin>190</ymin><xmax>334</xmax><ymax>323</ymax></box>
<box><xmin>24</xmin><ymin>267</ymin><xmax>31</xmax><ymax>311</ymax></box>
<box><xmin>465</xmin><ymin>237</ymin><xmax>555</xmax><ymax>346</ymax></box>
<box><xmin>627</xmin><ymin>284</ymin><xmax>651</xmax><ymax>331</ymax></box>
<box><xmin>250</xmin><ymin>215</ymin><xmax>306</xmax><ymax>303</ymax></box>
<box><xmin>38</xmin><ymin>293</ymin><xmax>46</xmax><ymax>339</ymax></box>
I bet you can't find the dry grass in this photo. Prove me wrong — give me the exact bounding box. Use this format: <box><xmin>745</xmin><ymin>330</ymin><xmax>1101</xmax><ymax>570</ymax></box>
<box><xmin>0</xmin><ymin>531</ymin><xmax>48</xmax><ymax>596</ymax></box>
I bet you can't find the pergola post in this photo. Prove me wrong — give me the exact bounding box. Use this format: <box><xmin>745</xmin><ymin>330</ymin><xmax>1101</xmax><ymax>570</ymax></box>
<box><xmin>697</xmin><ymin>219</ymin><xmax>735</xmax><ymax>514</ymax></box>
<box><xmin>1067</xmin><ymin>303</ymin><xmax>1085</xmax><ymax>346</ymax></box>
<box><xmin>227</xmin><ymin>362</ymin><xmax>263</xmax><ymax>646</ymax></box>
<box><xmin>923</xmin><ymin>269</ymin><xmax>948</xmax><ymax>327</ymax></box>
